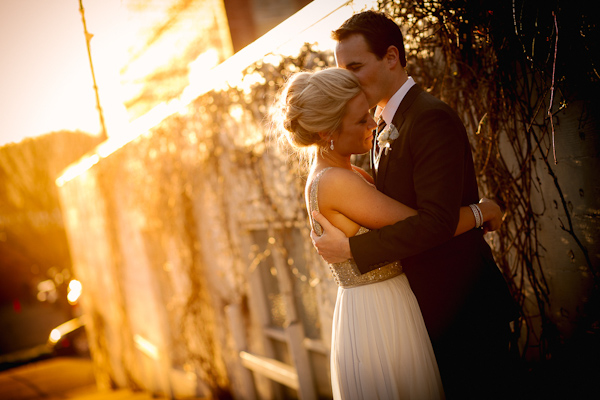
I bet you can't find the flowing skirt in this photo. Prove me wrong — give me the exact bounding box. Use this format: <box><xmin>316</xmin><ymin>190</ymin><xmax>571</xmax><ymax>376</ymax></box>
<box><xmin>331</xmin><ymin>273</ymin><xmax>445</xmax><ymax>399</ymax></box>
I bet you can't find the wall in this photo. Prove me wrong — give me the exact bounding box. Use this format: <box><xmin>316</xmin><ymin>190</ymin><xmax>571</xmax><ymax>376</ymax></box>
<box><xmin>58</xmin><ymin>1</ymin><xmax>371</xmax><ymax>398</ymax></box>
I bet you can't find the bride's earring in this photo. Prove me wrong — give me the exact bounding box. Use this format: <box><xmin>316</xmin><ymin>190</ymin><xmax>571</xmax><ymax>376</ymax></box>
<box><xmin>330</xmin><ymin>140</ymin><xmax>334</xmax><ymax>150</ymax></box>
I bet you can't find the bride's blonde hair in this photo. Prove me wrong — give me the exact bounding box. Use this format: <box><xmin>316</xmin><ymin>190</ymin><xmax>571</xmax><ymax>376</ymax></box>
<box><xmin>272</xmin><ymin>68</ymin><xmax>361</xmax><ymax>153</ymax></box>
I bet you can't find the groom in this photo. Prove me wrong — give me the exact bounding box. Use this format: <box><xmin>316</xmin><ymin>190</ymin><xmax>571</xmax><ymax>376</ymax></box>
<box><xmin>312</xmin><ymin>10</ymin><xmax>518</xmax><ymax>399</ymax></box>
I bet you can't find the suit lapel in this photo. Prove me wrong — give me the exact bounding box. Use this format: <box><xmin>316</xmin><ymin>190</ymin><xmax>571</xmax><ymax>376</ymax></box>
<box><xmin>375</xmin><ymin>85</ymin><xmax>423</xmax><ymax>189</ymax></box>
<box><xmin>375</xmin><ymin>145</ymin><xmax>392</xmax><ymax>189</ymax></box>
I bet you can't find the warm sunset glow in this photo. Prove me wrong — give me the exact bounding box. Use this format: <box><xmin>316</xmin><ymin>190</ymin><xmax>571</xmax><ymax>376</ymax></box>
<box><xmin>56</xmin><ymin>153</ymin><xmax>100</xmax><ymax>187</ymax></box>
<box><xmin>0</xmin><ymin>0</ymin><xmax>131</xmax><ymax>146</ymax></box>
<box><xmin>2</xmin><ymin>0</ymin><xmax>232</xmax><ymax>147</ymax></box>
<box><xmin>54</xmin><ymin>0</ymin><xmax>378</xmax><ymax>187</ymax></box>
<box><xmin>134</xmin><ymin>334</ymin><xmax>160</xmax><ymax>360</ymax></box>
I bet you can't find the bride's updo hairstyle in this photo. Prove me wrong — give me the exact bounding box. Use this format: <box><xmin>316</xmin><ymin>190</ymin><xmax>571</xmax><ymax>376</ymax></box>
<box><xmin>273</xmin><ymin>68</ymin><xmax>361</xmax><ymax>152</ymax></box>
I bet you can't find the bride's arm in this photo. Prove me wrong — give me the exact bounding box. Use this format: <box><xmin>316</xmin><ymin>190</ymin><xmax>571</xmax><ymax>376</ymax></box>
<box><xmin>317</xmin><ymin>169</ymin><xmax>417</xmax><ymax>235</ymax></box>
<box><xmin>317</xmin><ymin>169</ymin><xmax>501</xmax><ymax>237</ymax></box>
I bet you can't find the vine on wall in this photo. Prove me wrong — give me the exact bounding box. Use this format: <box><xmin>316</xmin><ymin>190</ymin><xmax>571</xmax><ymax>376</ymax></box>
<box><xmin>122</xmin><ymin>44</ymin><xmax>337</xmax><ymax>398</ymax></box>
<box><xmin>375</xmin><ymin>0</ymin><xmax>598</xmax><ymax>362</ymax></box>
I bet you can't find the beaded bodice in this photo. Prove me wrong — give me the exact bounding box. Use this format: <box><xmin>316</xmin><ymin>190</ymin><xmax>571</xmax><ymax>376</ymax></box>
<box><xmin>308</xmin><ymin>167</ymin><xmax>402</xmax><ymax>289</ymax></box>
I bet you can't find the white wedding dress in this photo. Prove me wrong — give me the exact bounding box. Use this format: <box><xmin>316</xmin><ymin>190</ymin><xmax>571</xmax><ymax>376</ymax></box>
<box><xmin>309</xmin><ymin>167</ymin><xmax>445</xmax><ymax>400</ymax></box>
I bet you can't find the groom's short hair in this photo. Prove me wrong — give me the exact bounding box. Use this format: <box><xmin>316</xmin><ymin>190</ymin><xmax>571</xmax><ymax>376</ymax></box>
<box><xmin>332</xmin><ymin>10</ymin><xmax>407</xmax><ymax>68</ymax></box>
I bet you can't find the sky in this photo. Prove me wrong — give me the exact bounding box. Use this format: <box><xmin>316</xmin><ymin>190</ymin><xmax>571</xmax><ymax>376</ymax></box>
<box><xmin>0</xmin><ymin>0</ymin><xmax>130</xmax><ymax>146</ymax></box>
<box><xmin>0</xmin><ymin>0</ymin><xmax>372</xmax><ymax>148</ymax></box>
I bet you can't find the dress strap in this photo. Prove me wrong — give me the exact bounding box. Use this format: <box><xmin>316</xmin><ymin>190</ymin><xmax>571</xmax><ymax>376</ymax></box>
<box><xmin>308</xmin><ymin>167</ymin><xmax>333</xmax><ymax>236</ymax></box>
<box><xmin>308</xmin><ymin>167</ymin><xmax>374</xmax><ymax>236</ymax></box>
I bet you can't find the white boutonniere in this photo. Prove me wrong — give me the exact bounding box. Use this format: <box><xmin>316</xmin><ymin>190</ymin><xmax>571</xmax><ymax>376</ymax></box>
<box><xmin>373</xmin><ymin>123</ymin><xmax>398</xmax><ymax>169</ymax></box>
<box><xmin>377</xmin><ymin>123</ymin><xmax>399</xmax><ymax>156</ymax></box>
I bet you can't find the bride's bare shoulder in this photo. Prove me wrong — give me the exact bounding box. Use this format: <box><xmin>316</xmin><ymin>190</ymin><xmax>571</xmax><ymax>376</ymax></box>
<box><xmin>315</xmin><ymin>168</ymin><xmax>373</xmax><ymax>200</ymax></box>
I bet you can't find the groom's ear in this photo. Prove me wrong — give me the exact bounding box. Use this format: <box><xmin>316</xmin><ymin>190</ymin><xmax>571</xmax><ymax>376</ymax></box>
<box><xmin>384</xmin><ymin>45</ymin><xmax>400</xmax><ymax>69</ymax></box>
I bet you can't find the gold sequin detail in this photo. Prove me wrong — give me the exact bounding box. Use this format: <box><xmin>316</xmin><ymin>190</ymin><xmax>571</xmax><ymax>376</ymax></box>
<box><xmin>309</xmin><ymin>167</ymin><xmax>402</xmax><ymax>289</ymax></box>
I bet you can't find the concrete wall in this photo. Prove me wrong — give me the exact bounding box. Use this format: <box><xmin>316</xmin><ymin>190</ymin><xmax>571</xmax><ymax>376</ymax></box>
<box><xmin>57</xmin><ymin>1</ymin><xmax>367</xmax><ymax>398</ymax></box>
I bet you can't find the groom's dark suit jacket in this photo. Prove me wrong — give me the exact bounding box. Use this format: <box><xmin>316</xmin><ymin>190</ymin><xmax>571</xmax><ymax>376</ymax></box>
<box><xmin>349</xmin><ymin>85</ymin><xmax>517</xmax><ymax>344</ymax></box>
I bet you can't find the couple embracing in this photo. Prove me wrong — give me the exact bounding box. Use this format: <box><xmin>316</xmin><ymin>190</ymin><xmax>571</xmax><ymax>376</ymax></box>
<box><xmin>273</xmin><ymin>10</ymin><xmax>518</xmax><ymax>400</ymax></box>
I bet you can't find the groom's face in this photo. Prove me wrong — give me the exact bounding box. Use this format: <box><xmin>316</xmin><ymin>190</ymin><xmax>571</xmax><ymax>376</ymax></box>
<box><xmin>335</xmin><ymin>34</ymin><xmax>389</xmax><ymax>109</ymax></box>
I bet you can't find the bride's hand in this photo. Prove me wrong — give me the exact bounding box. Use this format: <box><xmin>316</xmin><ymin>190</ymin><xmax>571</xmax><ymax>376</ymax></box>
<box><xmin>310</xmin><ymin>211</ymin><xmax>352</xmax><ymax>263</ymax></box>
<box><xmin>478</xmin><ymin>198</ymin><xmax>503</xmax><ymax>233</ymax></box>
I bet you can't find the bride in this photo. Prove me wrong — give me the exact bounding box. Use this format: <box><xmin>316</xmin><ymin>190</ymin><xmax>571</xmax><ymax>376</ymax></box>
<box><xmin>273</xmin><ymin>67</ymin><xmax>502</xmax><ymax>399</ymax></box>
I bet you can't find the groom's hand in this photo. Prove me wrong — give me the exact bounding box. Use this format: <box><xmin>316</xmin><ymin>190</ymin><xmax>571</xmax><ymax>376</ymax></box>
<box><xmin>310</xmin><ymin>211</ymin><xmax>352</xmax><ymax>264</ymax></box>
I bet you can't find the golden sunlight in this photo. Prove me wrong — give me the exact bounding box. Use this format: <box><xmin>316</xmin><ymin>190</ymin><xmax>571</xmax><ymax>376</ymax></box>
<box><xmin>0</xmin><ymin>0</ymin><xmax>131</xmax><ymax>145</ymax></box>
<box><xmin>54</xmin><ymin>0</ymin><xmax>378</xmax><ymax>187</ymax></box>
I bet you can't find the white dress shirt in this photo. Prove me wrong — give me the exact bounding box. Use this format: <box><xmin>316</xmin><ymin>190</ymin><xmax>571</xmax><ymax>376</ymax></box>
<box><xmin>374</xmin><ymin>76</ymin><xmax>416</xmax><ymax>125</ymax></box>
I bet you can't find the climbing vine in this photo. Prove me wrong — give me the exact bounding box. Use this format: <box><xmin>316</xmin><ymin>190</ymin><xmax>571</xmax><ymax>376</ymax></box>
<box><xmin>374</xmin><ymin>0</ymin><xmax>599</xmax><ymax>362</ymax></box>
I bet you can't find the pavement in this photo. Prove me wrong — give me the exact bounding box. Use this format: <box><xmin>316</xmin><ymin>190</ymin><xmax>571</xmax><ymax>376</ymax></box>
<box><xmin>0</xmin><ymin>356</ymin><xmax>170</xmax><ymax>400</ymax></box>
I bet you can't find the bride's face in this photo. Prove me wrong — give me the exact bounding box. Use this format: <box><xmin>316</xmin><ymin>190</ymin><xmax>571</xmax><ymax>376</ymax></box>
<box><xmin>334</xmin><ymin>92</ymin><xmax>376</xmax><ymax>155</ymax></box>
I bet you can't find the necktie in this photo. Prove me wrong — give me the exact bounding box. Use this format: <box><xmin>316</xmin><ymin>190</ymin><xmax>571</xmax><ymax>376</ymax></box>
<box><xmin>376</xmin><ymin>117</ymin><xmax>386</xmax><ymax>134</ymax></box>
<box><xmin>373</xmin><ymin>118</ymin><xmax>386</xmax><ymax>170</ymax></box>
